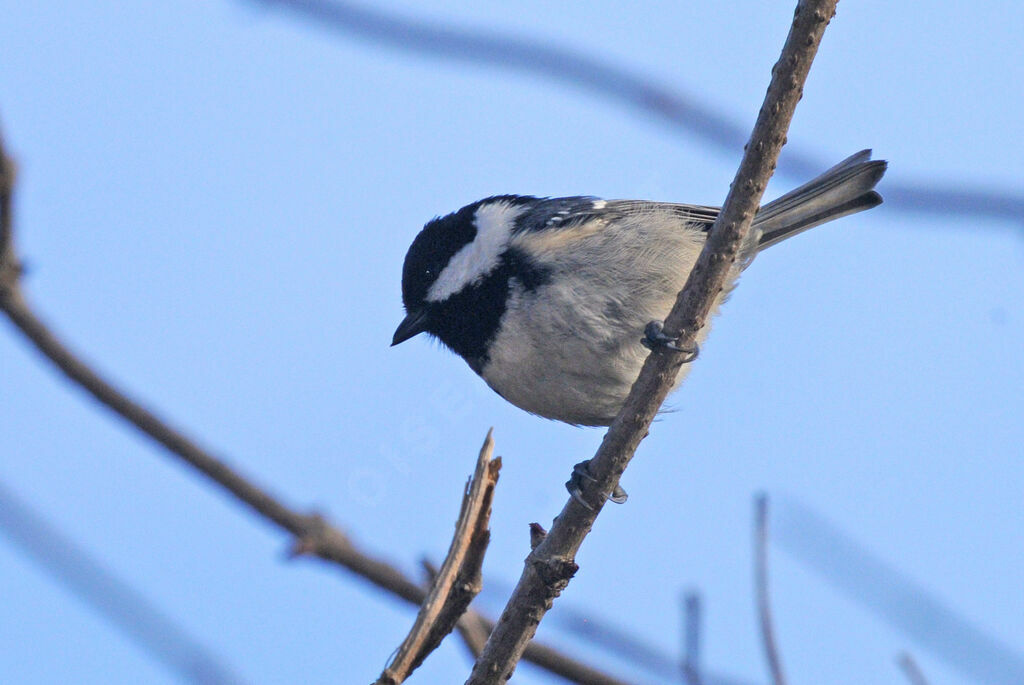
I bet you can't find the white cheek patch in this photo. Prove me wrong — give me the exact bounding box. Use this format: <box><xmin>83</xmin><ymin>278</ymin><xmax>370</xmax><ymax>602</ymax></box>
<box><xmin>426</xmin><ymin>201</ymin><xmax>525</xmax><ymax>302</ymax></box>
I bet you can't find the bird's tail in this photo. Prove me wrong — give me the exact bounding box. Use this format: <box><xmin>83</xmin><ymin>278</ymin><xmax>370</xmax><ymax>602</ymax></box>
<box><xmin>753</xmin><ymin>150</ymin><xmax>887</xmax><ymax>250</ymax></box>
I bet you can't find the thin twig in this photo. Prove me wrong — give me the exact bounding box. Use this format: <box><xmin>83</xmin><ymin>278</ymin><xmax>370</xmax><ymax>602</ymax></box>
<box><xmin>683</xmin><ymin>591</ymin><xmax>702</xmax><ymax>685</ymax></box>
<box><xmin>0</xmin><ymin>121</ymin><xmax>18</xmax><ymax>291</ymax></box>
<box><xmin>896</xmin><ymin>652</ymin><xmax>931</xmax><ymax>685</ymax></box>
<box><xmin>466</xmin><ymin>1</ymin><xmax>839</xmax><ymax>681</ymax></box>
<box><xmin>755</xmin><ymin>495</ymin><xmax>786</xmax><ymax>685</ymax></box>
<box><xmin>0</xmin><ymin>479</ymin><xmax>245</xmax><ymax>685</ymax></box>
<box><xmin>0</xmin><ymin>124</ymin><xmax>626</xmax><ymax>685</ymax></box>
<box><xmin>378</xmin><ymin>432</ymin><xmax>500</xmax><ymax>685</ymax></box>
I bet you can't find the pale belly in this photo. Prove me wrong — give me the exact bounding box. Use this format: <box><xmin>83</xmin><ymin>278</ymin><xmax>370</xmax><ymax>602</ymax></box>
<box><xmin>478</xmin><ymin>280</ymin><xmax>698</xmax><ymax>426</ymax></box>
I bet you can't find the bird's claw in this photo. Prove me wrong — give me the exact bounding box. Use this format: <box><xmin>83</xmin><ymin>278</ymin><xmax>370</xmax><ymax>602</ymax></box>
<box><xmin>642</xmin><ymin>320</ymin><xmax>699</xmax><ymax>363</ymax></box>
<box><xmin>566</xmin><ymin>460</ymin><xmax>628</xmax><ymax>510</ymax></box>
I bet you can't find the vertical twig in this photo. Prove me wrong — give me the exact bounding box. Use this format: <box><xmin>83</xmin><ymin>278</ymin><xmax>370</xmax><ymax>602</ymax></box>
<box><xmin>377</xmin><ymin>431</ymin><xmax>500</xmax><ymax>685</ymax></box>
<box><xmin>467</xmin><ymin>1</ymin><xmax>839</xmax><ymax>680</ymax></box>
<box><xmin>897</xmin><ymin>652</ymin><xmax>931</xmax><ymax>685</ymax></box>
<box><xmin>0</xmin><ymin>120</ymin><xmax>19</xmax><ymax>290</ymax></box>
<box><xmin>755</xmin><ymin>495</ymin><xmax>786</xmax><ymax>685</ymax></box>
<box><xmin>682</xmin><ymin>591</ymin><xmax>702</xmax><ymax>685</ymax></box>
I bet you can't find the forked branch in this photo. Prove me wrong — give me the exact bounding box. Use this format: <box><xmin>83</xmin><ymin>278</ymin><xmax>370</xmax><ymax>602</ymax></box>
<box><xmin>377</xmin><ymin>432</ymin><xmax>500</xmax><ymax>685</ymax></box>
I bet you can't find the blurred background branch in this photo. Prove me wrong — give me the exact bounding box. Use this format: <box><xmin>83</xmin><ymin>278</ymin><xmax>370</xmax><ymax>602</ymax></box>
<box><xmin>682</xmin><ymin>591</ymin><xmax>703</xmax><ymax>685</ymax></box>
<box><xmin>773</xmin><ymin>496</ymin><xmax>1024</xmax><ymax>684</ymax></box>
<box><xmin>897</xmin><ymin>652</ymin><xmax>932</xmax><ymax>685</ymax></box>
<box><xmin>0</xmin><ymin>479</ymin><xmax>245</xmax><ymax>685</ymax></box>
<box><xmin>754</xmin><ymin>496</ymin><xmax>785</xmax><ymax>685</ymax></box>
<box><xmin>251</xmin><ymin>0</ymin><xmax>1024</xmax><ymax>228</ymax></box>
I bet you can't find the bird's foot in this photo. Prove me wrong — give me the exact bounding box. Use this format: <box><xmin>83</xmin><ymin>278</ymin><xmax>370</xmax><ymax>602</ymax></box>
<box><xmin>642</xmin><ymin>320</ymin><xmax>699</xmax><ymax>363</ymax></box>
<box><xmin>566</xmin><ymin>459</ymin><xmax>628</xmax><ymax>510</ymax></box>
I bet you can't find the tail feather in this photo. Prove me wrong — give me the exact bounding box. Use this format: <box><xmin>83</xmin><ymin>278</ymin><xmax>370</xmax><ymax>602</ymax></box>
<box><xmin>753</xmin><ymin>150</ymin><xmax>887</xmax><ymax>250</ymax></box>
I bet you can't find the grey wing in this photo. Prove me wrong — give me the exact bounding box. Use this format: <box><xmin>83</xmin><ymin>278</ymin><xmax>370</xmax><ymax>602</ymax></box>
<box><xmin>512</xmin><ymin>196</ymin><xmax>606</xmax><ymax>233</ymax></box>
<box><xmin>514</xmin><ymin>197</ymin><xmax>721</xmax><ymax>234</ymax></box>
<box><xmin>601</xmin><ymin>200</ymin><xmax>720</xmax><ymax>230</ymax></box>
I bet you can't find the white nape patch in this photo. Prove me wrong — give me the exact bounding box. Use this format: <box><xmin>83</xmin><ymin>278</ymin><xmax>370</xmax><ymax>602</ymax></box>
<box><xmin>592</xmin><ymin>199</ymin><xmax>607</xmax><ymax>209</ymax></box>
<box><xmin>426</xmin><ymin>200</ymin><xmax>526</xmax><ymax>303</ymax></box>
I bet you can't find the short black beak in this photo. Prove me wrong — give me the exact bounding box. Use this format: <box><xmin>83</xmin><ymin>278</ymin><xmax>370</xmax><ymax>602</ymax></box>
<box><xmin>391</xmin><ymin>309</ymin><xmax>429</xmax><ymax>346</ymax></box>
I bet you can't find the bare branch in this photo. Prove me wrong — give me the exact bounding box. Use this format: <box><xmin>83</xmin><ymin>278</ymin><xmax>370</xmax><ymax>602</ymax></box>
<box><xmin>453</xmin><ymin>612</ymin><xmax>491</xmax><ymax>661</ymax></box>
<box><xmin>251</xmin><ymin>0</ymin><xmax>747</xmax><ymax>153</ymax></box>
<box><xmin>896</xmin><ymin>652</ymin><xmax>931</xmax><ymax>685</ymax></box>
<box><xmin>467</xmin><ymin>1</ymin><xmax>839</xmax><ymax>680</ymax></box>
<box><xmin>0</xmin><ymin>123</ymin><xmax>626</xmax><ymax>685</ymax></box>
<box><xmin>754</xmin><ymin>496</ymin><xmax>786</xmax><ymax>685</ymax></box>
<box><xmin>378</xmin><ymin>432</ymin><xmax>500</xmax><ymax>685</ymax></box>
<box><xmin>253</xmin><ymin>0</ymin><xmax>1023</xmax><ymax>229</ymax></box>
<box><xmin>683</xmin><ymin>591</ymin><xmax>702</xmax><ymax>685</ymax></box>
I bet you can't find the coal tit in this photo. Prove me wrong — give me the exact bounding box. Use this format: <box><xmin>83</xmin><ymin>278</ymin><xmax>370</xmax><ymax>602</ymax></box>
<box><xmin>392</xmin><ymin>151</ymin><xmax>886</xmax><ymax>426</ymax></box>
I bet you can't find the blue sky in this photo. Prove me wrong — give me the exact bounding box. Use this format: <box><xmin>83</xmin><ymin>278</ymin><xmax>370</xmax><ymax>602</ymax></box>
<box><xmin>1</xmin><ymin>1</ymin><xmax>1022</xmax><ymax>684</ymax></box>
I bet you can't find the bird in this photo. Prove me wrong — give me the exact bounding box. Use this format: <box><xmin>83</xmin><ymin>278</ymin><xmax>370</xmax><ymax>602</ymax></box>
<box><xmin>392</xmin><ymin>151</ymin><xmax>886</xmax><ymax>429</ymax></box>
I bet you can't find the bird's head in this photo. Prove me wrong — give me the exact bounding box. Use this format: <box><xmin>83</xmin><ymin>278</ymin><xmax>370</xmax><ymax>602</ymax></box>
<box><xmin>392</xmin><ymin>196</ymin><xmax>538</xmax><ymax>370</ymax></box>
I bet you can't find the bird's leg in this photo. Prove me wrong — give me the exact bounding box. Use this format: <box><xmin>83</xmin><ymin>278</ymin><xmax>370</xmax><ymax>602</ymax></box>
<box><xmin>642</xmin><ymin>320</ymin><xmax>699</xmax><ymax>363</ymax></box>
<box><xmin>566</xmin><ymin>460</ymin><xmax>628</xmax><ymax>510</ymax></box>
<box><xmin>564</xmin><ymin>321</ymin><xmax>699</xmax><ymax>510</ymax></box>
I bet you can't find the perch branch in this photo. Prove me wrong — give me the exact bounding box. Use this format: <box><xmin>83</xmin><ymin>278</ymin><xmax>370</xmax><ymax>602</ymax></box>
<box><xmin>466</xmin><ymin>0</ymin><xmax>839</xmax><ymax>681</ymax></box>
<box><xmin>378</xmin><ymin>432</ymin><xmax>500</xmax><ymax>685</ymax></box>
